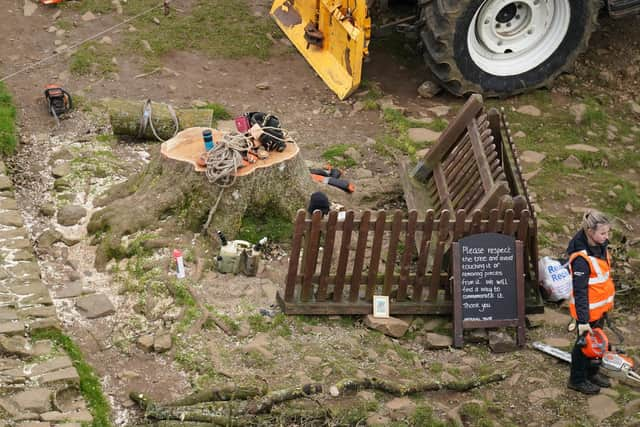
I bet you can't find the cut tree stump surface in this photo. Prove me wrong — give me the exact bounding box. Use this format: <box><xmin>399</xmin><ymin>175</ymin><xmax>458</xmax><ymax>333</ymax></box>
<box><xmin>160</xmin><ymin>127</ymin><xmax>300</xmax><ymax>174</ymax></box>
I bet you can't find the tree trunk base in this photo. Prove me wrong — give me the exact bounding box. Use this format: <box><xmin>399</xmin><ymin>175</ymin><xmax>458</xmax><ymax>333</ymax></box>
<box><xmin>88</xmin><ymin>128</ymin><xmax>312</xmax><ymax>270</ymax></box>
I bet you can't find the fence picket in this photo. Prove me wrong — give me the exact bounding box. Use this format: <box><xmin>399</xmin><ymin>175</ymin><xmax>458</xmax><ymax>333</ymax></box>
<box><xmin>301</xmin><ymin>210</ymin><xmax>323</xmax><ymax>301</ymax></box>
<box><xmin>366</xmin><ymin>211</ymin><xmax>386</xmax><ymax>300</ymax></box>
<box><xmin>284</xmin><ymin>210</ymin><xmax>307</xmax><ymax>302</ymax></box>
<box><xmin>383</xmin><ymin>211</ymin><xmax>403</xmax><ymax>296</ymax></box>
<box><xmin>428</xmin><ymin>210</ymin><xmax>450</xmax><ymax>301</ymax></box>
<box><xmin>397</xmin><ymin>210</ymin><xmax>417</xmax><ymax>301</ymax></box>
<box><xmin>413</xmin><ymin>210</ymin><xmax>435</xmax><ymax>302</ymax></box>
<box><xmin>349</xmin><ymin>211</ymin><xmax>370</xmax><ymax>302</ymax></box>
<box><xmin>316</xmin><ymin>211</ymin><xmax>338</xmax><ymax>301</ymax></box>
<box><xmin>333</xmin><ymin>211</ymin><xmax>354</xmax><ymax>302</ymax></box>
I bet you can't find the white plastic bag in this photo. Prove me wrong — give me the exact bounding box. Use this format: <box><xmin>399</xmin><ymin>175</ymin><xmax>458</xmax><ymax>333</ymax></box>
<box><xmin>538</xmin><ymin>256</ymin><xmax>572</xmax><ymax>302</ymax></box>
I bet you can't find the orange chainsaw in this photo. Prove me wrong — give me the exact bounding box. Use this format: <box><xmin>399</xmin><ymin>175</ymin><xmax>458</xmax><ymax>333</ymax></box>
<box><xmin>44</xmin><ymin>84</ymin><xmax>72</xmax><ymax>126</ymax></box>
<box><xmin>40</xmin><ymin>0</ymin><xmax>65</xmax><ymax>4</ymax></box>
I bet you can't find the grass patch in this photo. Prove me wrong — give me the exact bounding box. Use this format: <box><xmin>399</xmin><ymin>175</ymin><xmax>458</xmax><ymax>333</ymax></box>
<box><xmin>459</xmin><ymin>401</ymin><xmax>496</xmax><ymax>427</ymax></box>
<box><xmin>195</xmin><ymin>103</ymin><xmax>232</xmax><ymax>122</ymax></box>
<box><xmin>375</xmin><ymin>108</ymin><xmax>447</xmax><ymax>158</ymax></box>
<box><xmin>321</xmin><ymin>143</ymin><xmax>358</xmax><ymax>169</ymax></box>
<box><xmin>412</xmin><ymin>404</ymin><xmax>450</xmax><ymax>427</ymax></box>
<box><xmin>123</xmin><ymin>0</ymin><xmax>278</xmax><ymax>68</ymax></box>
<box><xmin>70</xmin><ymin>42</ymin><xmax>117</xmax><ymax>77</ymax></box>
<box><xmin>62</xmin><ymin>0</ymin><xmax>113</xmax><ymax>13</ymax></box>
<box><xmin>238</xmin><ymin>209</ymin><xmax>293</xmax><ymax>244</ymax></box>
<box><xmin>0</xmin><ymin>82</ymin><xmax>17</xmax><ymax>155</ymax></box>
<box><xmin>248</xmin><ymin>312</ymin><xmax>291</xmax><ymax>337</ymax></box>
<box><xmin>31</xmin><ymin>329</ymin><xmax>111</xmax><ymax>427</ymax></box>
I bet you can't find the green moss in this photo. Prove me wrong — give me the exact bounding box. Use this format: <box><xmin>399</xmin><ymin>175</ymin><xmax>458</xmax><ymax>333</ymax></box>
<box><xmin>195</xmin><ymin>103</ymin><xmax>232</xmax><ymax>122</ymax></box>
<box><xmin>0</xmin><ymin>82</ymin><xmax>17</xmax><ymax>155</ymax></box>
<box><xmin>31</xmin><ymin>329</ymin><xmax>111</xmax><ymax>427</ymax></box>
<box><xmin>321</xmin><ymin>143</ymin><xmax>358</xmax><ymax>169</ymax></box>
<box><xmin>238</xmin><ymin>208</ymin><xmax>293</xmax><ymax>244</ymax></box>
<box><xmin>247</xmin><ymin>312</ymin><xmax>291</xmax><ymax>337</ymax></box>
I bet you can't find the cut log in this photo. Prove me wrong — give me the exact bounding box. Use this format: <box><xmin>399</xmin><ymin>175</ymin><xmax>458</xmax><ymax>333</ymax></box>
<box><xmin>106</xmin><ymin>99</ymin><xmax>214</xmax><ymax>141</ymax></box>
<box><xmin>88</xmin><ymin>128</ymin><xmax>313</xmax><ymax>270</ymax></box>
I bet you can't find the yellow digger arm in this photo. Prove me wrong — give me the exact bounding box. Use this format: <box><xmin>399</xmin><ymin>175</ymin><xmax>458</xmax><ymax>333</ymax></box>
<box><xmin>271</xmin><ymin>0</ymin><xmax>371</xmax><ymax>100</ymax></box>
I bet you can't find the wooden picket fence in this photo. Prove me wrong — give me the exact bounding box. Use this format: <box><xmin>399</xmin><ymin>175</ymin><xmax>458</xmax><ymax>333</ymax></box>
<box><xmin>277</xmin><ymin>208</ymin><xmax>538</xmax><ymax>315</ymax></box>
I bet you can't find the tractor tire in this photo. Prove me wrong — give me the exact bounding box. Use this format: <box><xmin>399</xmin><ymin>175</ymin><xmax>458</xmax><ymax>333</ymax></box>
<box><xmin>419</xmin><ymin>0</ymin><xmax>600</xmax><ymax>97</ymax></box>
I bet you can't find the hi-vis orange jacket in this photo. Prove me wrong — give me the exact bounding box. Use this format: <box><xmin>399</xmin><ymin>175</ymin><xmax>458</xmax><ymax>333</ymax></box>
<box><xmin>569</xmin><ymin>250</ymin><xmax>615</xmax><ymax>322</ymax></box>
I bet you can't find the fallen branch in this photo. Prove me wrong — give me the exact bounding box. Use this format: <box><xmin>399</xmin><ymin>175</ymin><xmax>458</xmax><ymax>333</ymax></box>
<box><xmin>130</xmin><ymin>374</ymin><xmax>506</xmax><ymax>423</ymax></box>
<box><xmin>167</xmin><ymin>384</ymin><xmax>268</xmax><ymax>407</ymax></box>
<box><xmin>130</xmin><ymin>383</ymin><xmax>323</xmax><ymax>423</ymax></box>
<box><xmin>329</xmin><ymin>373</ymin><xmax>506</xmax><ymax>396</ymax></box>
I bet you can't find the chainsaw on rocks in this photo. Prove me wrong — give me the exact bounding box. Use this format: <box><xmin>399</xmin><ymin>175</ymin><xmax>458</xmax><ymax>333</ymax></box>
<box><xmin>44</xmin><ymin>84</ymin><xmax>72</xmax><ymax>126</ymax></box>
<box><xmin>532</xmin><ymin>341</ymin><xmax>640</xmax><ymax>388</ymax></box>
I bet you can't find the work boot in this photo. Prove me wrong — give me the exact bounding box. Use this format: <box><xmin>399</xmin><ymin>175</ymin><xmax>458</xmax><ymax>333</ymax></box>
<box><xmin>589</xmin><ymin>373</ymin><xmax>611</xmax><ymax>388</ymax></box>
<box><xmin>567</xmin><ymin>380</ymin><xmax>600</xmax><ymax>395</ymax></box>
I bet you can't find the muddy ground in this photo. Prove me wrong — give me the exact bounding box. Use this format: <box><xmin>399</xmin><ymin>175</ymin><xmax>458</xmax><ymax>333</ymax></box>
<box><xmin>1</xmin><ymin>1</ymin><xmax>640</xmax><ymax>426</ymax></box>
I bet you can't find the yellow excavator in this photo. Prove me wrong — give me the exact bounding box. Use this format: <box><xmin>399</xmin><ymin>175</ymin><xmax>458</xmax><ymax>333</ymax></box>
<box><xmin>270</xmin><ymin>0</ymin><xmax>640</xmax><ymax>99</ymax></box>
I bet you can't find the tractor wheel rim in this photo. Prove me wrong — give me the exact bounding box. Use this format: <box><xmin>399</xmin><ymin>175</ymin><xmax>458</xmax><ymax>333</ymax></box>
<box><xmin>467</xmin><ymin>0</ymin><xmax>571</xmax><ymax>76</ymax></box>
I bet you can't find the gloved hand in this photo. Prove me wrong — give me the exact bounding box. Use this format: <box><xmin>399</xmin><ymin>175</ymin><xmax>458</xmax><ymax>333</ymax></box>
<box><xmin>577</xmin><ymin>323</ymin><xmax>592</xmax><ymax>335</ymax></box>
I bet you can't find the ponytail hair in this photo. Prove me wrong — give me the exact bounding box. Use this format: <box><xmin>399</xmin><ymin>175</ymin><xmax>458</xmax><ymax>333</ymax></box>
<box><xmin>582</xmin><ymin>210</ymin><xmax>610</xmax><ymax>232</ymax></box>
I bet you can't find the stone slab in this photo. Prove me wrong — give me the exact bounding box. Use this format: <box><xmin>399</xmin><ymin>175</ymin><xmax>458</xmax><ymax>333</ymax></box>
<box><xmin>38</xmin><ymin>367</ymin><xmax>80</xmax><ymax>386</ymax></box>
<box><xmin>0</xmin><ymin>211</ymin><xmax>24</xmax><ymax>227</ymax></box>
<box><xmin>0</xmin><ymin>198</ymin><xmax>18</xmax><ymax>210</ymax></box>
<box><xmin>11</xmin><ymin>388</ymin><xmax>52</xmax><ymax>413</ymax></box>
<box><xmin>0</xmin><ymin>321</ymin><xmax>25</xmax><ymax>335</ymax></box>
<box><xmin>75</xmin><ymin>294</ymin><xmax>115</xmax><ymax>319</ymax></box>
<box><xmin>40</xmin><ymin>409</ymin><xmax>92</xmax><ymax>422</ymax></box>
<box><xmin>30</xmin><ymin>356</ymin><xmax>73</xmax><ymax>377</ymax></box>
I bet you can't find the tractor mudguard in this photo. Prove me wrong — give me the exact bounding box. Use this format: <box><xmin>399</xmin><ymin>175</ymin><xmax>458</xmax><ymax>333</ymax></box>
<box><xmin>271</xmin><ymin>0</ymin><xmax>371</xmax><ymax>100</ymax></box>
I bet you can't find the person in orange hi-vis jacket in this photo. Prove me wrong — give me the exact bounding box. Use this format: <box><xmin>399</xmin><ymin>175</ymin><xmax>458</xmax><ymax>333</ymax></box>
<box><xmin>566</xmin><ymin>211</ymin><xmax>615</xmax><ymax>395</ymax></box>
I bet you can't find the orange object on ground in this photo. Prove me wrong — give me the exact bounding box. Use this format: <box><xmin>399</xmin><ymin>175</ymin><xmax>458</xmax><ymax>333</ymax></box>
<box><xmin>41</xmin><ymin>0</ymin><xmax>65</xmax><ymax>4</ymax></box>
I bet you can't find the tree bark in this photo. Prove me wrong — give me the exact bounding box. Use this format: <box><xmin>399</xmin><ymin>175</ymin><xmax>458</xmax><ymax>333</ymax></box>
<box><xmin>106</xmin><ymin>99</ymin><xmax>214</xmax><ymax>141</ymax></box>
<box><xmin>88</xmin><ymin>129</ymin><xmax>312</xmax><ymax>270</ymax></box>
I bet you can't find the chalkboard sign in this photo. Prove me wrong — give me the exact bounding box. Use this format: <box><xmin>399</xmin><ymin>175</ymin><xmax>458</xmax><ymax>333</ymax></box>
<box><xmin>452</xmin><ymin>233</ymin><xmax>525</xmax><ymax>348</ymax></box>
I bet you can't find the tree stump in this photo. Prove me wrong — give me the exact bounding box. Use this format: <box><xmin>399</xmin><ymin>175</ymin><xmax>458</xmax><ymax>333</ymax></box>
<box><xmin>88</xmin><ymin>127</ymin><xmax>313</xmax><ymax>270</ymax></box>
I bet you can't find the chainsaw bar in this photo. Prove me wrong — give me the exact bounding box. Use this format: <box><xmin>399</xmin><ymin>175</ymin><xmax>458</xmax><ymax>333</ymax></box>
<box><xmin>533</xmin><ymin>341</ymin><xmax>640</xmax><ymax>388</ymax></box>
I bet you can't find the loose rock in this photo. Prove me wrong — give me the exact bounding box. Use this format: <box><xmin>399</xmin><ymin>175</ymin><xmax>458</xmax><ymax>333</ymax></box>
<box><xmin>562</xmin><ymin>155</ymin><xmax>583</xmax><ymax>170</ymax></box>
<box><xmin>488</xmin><ymin>331</ymin><xmax>518</xmax><ymax>353</ymax></box>
<box><xmin>565</xmin><ymin>144</ymin><xmax>599</xmax><ymax>152</ymax></box>
<box><xmin>587</xmin><ymin>395</ymin><xmax>619</xmax><ymax>423</ymax></box>
<box><xmin>417</xmin><ymin>80</ymin><xmax>442</xmax><ymax>98</ymax></box>
<box><xmin>569</xmin><ymin>103</ymin><xmax>587</xmax><ymax>125</ymax></box>
<box><xmin>520</xmin><ymin>151</ymin><xmax>546</xmax><ymax>165</ymax></box>
<box><xmin>57</xmin><ymin>205</ymin><xmax>87</xmax><ymax>226</ymax></box>
<box><xmin>363</xmin><ymin>315</ymin><xmax>409</xmax><ymax>338</ymax></box>
<box><xmin>407</xmin><ymin>128</ymin><xmax>441</xmax><ymax>143</ymax></box>
<box><xmin>516</xmin><ymin>105</ymin><xmax>542</xmax><ymax>117</ymax></box>
<box><xmin>423</xmin><ymin>332</ymin><xmax>453</xmax><ymax>349</ymax></box>
<box><xmin>81</xmin><ymin>11</ymin><xmax>96</xmax><ymax>22</ymax></box>
<box><xmin>75</xmin><ymin>294</ymin><xmax>115</xmax><ymax>319</ymax></box>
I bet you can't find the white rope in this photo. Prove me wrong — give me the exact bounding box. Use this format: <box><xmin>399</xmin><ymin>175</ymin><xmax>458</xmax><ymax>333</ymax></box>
<box><xmin>0</xmin><ymin>3</ymin><xmax>163</xmax><ymax>82</ymax></box>
<box><xmin>138</xmin><ymin>99</ymin><xmax>179</xmax><ymax>142</ymax></box>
